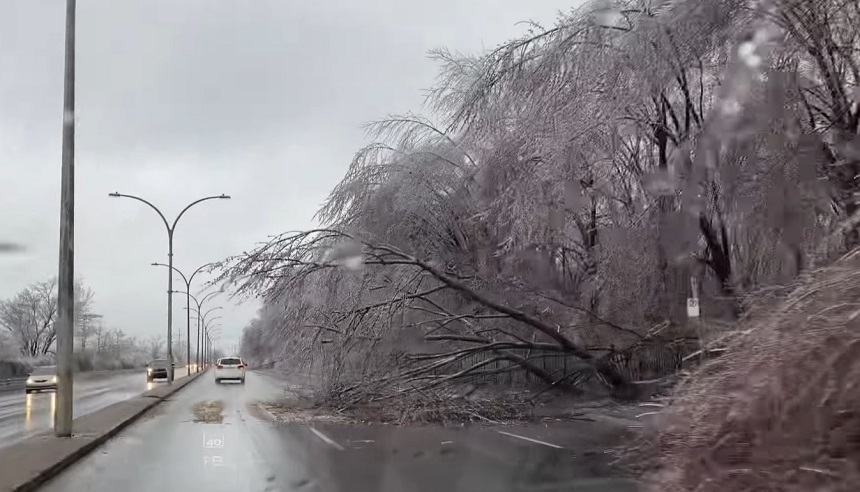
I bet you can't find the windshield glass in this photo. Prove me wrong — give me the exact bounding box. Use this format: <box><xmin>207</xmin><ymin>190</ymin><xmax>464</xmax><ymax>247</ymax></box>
<box><xmin>30</xmin><ymin>366</ymin><xmax>56</xmax><ymax>376</ymax></box>
<box><xmin>6</xmin><ymin>0</ymin><xmax>851</xmax><ymax>489</ymax></box>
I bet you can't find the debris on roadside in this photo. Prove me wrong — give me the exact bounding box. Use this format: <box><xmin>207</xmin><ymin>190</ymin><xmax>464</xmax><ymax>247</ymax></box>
<box><xmin>192</xmin><ymin>400</ymin><xmax>225</xmax><ymax>424</ymax></box>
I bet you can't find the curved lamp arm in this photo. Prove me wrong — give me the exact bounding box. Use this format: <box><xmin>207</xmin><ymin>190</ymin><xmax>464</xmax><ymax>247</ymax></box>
<box><xmin>202</xmin><ymin>306</ymin><xmax>223</xmax><ymax>325</ymax></box>
<box><xmin>188</xmin><ymin>262</ymin><xmax>214</xmax><ymax>286</ymax></box>
<box><xmin>152</xmin><ymin>262</ymin><xmax>189</xmax><ymax>286</ymax></box>
<box><xmin>109</xmin><ymin>193</ymin><xmax>170</xmax><ymax>233</ymax></box>
<box><xmin>172</xmin><ymin>195</ymin><xmax>230</xmax><ymax>231</ymax></box>
<box><xmin>110</xmin><ymin>193</ymin><xmax>230</xmax><ymax>234</ymax></box>
<box><xmin>204</xmin><ymin>316</ymin><xmax>223</xmax><ymax>330</ymax></box>
<box><xmin>173</xmin><ymin>290</ymin><xmax>200</xmax><ymax>306</ymax></box>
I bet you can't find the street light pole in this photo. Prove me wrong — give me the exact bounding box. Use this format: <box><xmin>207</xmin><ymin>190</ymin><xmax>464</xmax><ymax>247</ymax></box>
<box><xmin>202</xmin><ymin>310</ymin><xmax>222</xmax><ymax>363</ymax></box>
<box><xmin>55</xmin><ymin>0</ymin><xmax>77</xmax><ymax>438</ymax></box>
<box><xmin>198</xmin><ymin>292</ymin><xmax>217</xmax><ymax>369</ymax></box>
<box><xmin>205</xmin><ymin>332</ymin><xmax>212</xmax><ymax>366</ymax></box>
<box><xmin>152</xmin><ymin>262</ymin><xmax>211</xmax><ymax>376</ymax></box>
<box><xmin>204</xmin><ymin>321</ymin><xmax>222</xmax><ymax>366</ymax></box>
<box><xmin>184</xmin><ymin>295</ymin><xmax>219</xmax><ymax>371</ymax></box>
<box><xmin>207</xmin><ymin>326</ymin><xmax>222</xmax><ymax>365</ymax></box>
<box><xmin>181</xmin><ymin>294</ymin><xmax>219</xmax><ymax>371</ymax></box>
<box><xmin>172</xmin><ymin>289</ymin><xmax>196</xmax><ymax>371</ymax></box>
<box><xmin>177</xmin><ymin>292</ymin><xmax>217</xmax><ymax>373</ymax></box>
<box><xmin>109</xmin><ymin>193</ymin><xmax>229</xmax><ymax>383</ymax></box>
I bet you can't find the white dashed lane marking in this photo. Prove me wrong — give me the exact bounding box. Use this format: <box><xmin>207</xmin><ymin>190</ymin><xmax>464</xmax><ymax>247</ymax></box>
<box><xmin>495</xmin><ymin>430</ymin><xmax>564</xmax><ymax>449</ymax></box>
<box><xmin>309</xmin><ymin>427</ymin><xmax>345</xmax><ymax>451</ymax></box>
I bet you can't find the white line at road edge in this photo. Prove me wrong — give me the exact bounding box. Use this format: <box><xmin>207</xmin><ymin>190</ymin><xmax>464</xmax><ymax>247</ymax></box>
<box><xmin>309</xmin><ymin>427</ymin><xmax>345</xmax><ymax>451</ymax></box>
<box><xmin>496</xmin><ymin>430</ymin><xmax>563</xmax><ymax>449</ymax></box>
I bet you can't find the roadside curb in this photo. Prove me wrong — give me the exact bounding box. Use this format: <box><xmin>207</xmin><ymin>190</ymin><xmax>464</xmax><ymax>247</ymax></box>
<box><xmin>0</xmin><ymin>370</ymin><xmax>205</xmax><ymax>492</ymax></box>
<box><xmin>256</xmin><ymin>402</ymin><xmax>279</xmax><ymax>421</ymax></box>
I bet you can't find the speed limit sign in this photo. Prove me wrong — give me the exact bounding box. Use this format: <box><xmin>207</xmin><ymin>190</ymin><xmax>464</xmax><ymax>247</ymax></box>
<box><xmin>687</xmin><ymin>297</ymin><xmax>700</xmax><ymax>318</ymax></box>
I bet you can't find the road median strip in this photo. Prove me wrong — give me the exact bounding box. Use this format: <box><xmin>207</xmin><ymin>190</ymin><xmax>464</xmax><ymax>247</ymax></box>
<box><xmin>0</xmin><ymin>370</ymin><xmax>205</xmax><ymax>492</ymax></box>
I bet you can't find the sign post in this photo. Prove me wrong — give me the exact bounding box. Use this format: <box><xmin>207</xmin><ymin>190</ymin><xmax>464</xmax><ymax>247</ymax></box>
<box><xmin>689</xmin><ymin>276</ymin><xmax>704</xmax><ymax>363</ymax></box>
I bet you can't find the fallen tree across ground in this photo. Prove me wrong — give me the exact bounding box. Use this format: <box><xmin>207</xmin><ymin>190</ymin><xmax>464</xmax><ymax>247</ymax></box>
<box><xmin>214</xmin><ymin>229</ymin><xmax>689</xmax><ymax>407</ymax></box>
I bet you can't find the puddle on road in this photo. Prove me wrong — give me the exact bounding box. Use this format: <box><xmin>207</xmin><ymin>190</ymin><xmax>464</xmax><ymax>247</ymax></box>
<box><xmin>192</xmin><ymin>400</ymin><xmax>225</xmax><ymax>423</ymax></box>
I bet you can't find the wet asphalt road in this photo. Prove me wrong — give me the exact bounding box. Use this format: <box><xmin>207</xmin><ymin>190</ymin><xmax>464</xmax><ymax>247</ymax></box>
<box><xmin>0</xmin><ymin>368</ymin><xmax>189</xmax><ymax>450</ymax></box>
<box><xmin>38</xmin><ymin>371</ymin><xmax>638</xmax><ymax>492</ymax></box>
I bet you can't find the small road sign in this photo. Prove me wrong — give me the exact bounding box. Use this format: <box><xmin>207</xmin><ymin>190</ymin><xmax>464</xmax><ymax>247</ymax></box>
<box><xmin>687</xmin><ymin>297</ymin><xmax>700</xmax><ymax>318</ymax></box>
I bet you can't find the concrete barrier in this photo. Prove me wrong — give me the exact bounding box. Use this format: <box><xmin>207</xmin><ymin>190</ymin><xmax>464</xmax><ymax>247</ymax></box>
<box><xmin>0</xmin><ymin>367</ymin><xmax>192</xmax><ymax>394</ymax></box>
<box><xmin>0</xmin><ymin>378</ymin><xmax>26</xmax><ymax>391</ymax></box>
<box><xmin>0</xmin><ymin>368</ymin><xmax>135</xmax><ymax>394</ymax></box>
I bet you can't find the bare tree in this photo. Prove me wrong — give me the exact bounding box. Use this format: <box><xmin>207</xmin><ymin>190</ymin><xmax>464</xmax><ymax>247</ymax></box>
<box><xmin>95</xmin><ymin>321</ymin><xmax>108</xmax><ymax>354</ymax></box>
<box><xmin>146</xmin><ymin>335</ymin><xmax>165</xmax><ymax>360</ymax></box>
<box><xmin>0</xmin><ymin>279</ymin><xmax>58</xmax><ymax>357</ymax></box>
<box><xmin>0</xmin><ymin>278</ymin><xmax>98</xmax><ymax>357</ymax></box>
<box><xmin>74</xmin><ymin>282</ymin><xmax>98</xmax><ymax>348</ymax></box>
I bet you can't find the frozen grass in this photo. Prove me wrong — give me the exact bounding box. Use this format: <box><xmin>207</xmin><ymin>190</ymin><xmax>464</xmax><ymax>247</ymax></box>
<box><xmin>641</xmin><ymin>248</ymin><xmax>860</xmax><ymax>491</ymax></box>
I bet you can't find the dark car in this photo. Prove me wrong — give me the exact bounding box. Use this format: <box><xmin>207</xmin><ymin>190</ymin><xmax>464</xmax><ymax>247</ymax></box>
<box><xmin>146</xmin><ymin>359</ymin><xmax>172</xmax><ymax>382</ymax></box>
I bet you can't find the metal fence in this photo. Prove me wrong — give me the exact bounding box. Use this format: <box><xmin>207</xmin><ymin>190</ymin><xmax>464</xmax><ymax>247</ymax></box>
<box><xmin>427</xmin><ymin>340</ymin><xmax>694</xmax><ymax>387</ymax></box>
<box><xmin>428</xmin><ymin>349</ymin><xmax>590</xmax><ymax>386</ymax></box>
<box><xmin>0</xmin><ymin>377</ymin><xmax>26</xmax><ymax>392</ymax></box>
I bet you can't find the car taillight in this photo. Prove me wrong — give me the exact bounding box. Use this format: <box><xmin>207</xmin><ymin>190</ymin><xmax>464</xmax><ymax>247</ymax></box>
<box><xmin>217</xmin><ymin>364</ymin><xmax>224</xmax><ymax>369</ymax></box>
<box><xmin>238</xmin><ymin>365</ymin><xmax>244</xmax><ymax>369</ymax></box>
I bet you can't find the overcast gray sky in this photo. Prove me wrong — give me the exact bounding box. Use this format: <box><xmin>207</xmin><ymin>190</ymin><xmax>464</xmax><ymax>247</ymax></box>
<box><xmin>0</xmin><ymin>0</ymin><xmax>576</xmax><ymax>353</ymax></box>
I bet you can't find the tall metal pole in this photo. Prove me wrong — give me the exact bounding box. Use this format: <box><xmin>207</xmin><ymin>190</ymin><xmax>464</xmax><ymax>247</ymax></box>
<box><xmin>201</xmin><ymin>310</ymin><xmax>223</xmax><ymax>366</ymax></box>
<box><xmin>198</xmin><ymin>291</ymin><xmax>217</xmax><ymax>369</ymax></box>
<box><xmin>153</xmin><ymin>263</ymin><xmax>211</xmax><ymax>375</ymax></box>
<box><xmin>186</xmin><ymin>303</ymin><xmax>204</xmax><ymax>372</ymax></box>
<box><xmin>180</xmin><ymin>293</ymin><xmax>215</xmax><ymax>373</ymax></box>
<box><xmin>185</xmin><ymin>264</ymin><xmax>210</xmax><ymax>374</ymax></box>
<box><xmin>166</xmin><ymin>230</ymin><xmax>175</xmax><ymax>381</ymax></box>
<box><xmin>197</xmin><ymin>312</ymin><xmax>202</xmax><ymax>370</ymax></box>
<box><xmin>109</xmin><ymin>193</ymin><xmax>229</xmax><ymax>383</ymax></box>
<box><xmin>185</xmin><ymin>287</ymin><xmax>191</xmax><ymax>374</ymax></box>
<box><xmin>206</xmin><ymin>323</ymin><xmax>222</xmax><ymax>367</ymax></box>
<box><xmin>55</xmin><ymin>0</ymin><xmax>76</xmax><ymax>438</ymax></box>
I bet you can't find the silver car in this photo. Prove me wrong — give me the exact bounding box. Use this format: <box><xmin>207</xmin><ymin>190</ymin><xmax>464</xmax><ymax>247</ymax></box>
<box><xmin>25</xmin><ymin>365</ymin><xmax>58</xmax><ymax>393</ymax></box>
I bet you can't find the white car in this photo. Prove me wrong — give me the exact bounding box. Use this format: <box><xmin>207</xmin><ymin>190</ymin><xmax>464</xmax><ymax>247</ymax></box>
<box><xmin>26</xmin><ymin>365</ymin><xmax>58</xmax><ymax>393</ymax></box>
<box><xmin>214</xmin><ymin>357</ymin><xmax>246</xmax><ymax>384</ymax></box>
